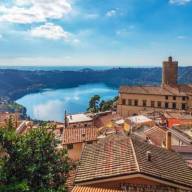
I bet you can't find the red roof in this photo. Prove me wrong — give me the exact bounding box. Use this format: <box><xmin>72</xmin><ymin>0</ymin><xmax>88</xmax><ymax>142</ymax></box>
<box><xmin>62</xmin><ymin>127</ymin><xmax>97</xmax><ymax>145</ymax></box>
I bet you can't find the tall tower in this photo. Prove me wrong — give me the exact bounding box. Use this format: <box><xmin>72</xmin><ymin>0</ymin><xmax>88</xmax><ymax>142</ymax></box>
<box><xmin>162</xmin><ymin>56</ymin><xmax>178</xmax><ymax>86</ymax></box>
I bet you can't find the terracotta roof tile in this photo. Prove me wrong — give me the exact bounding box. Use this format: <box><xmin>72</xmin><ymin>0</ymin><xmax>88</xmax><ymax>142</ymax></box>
<box><xmin>72</xmin><ymin>186</ymin><xmax>122</xmax><ymax>192</ymax></box>
<box><xmin>144</xmin><ymin>126</ymin><xmax>166</xmax><ymax>146</ymax></box>
<box><xmin>120</xmin><ymin>84</ymin><xmax>192</xmax><ymax>96</ymax></box>
<box><xmin>132</xmin><ymin>136</ymin><xmax>192</xmax><ymax>188</ymax></box>
<box><xmin>75</xmin><ymin>134</ymin><xmax>192</xmax><ymax>188</ymax></box>
<box><xmin>62</xmin><ymin>127</ymin><xmax>97</xmax><ymax>145</ymax></box>
<box><xmin>72</xmin><ymin>186</ymin><xmax>180</xmax><ymax>192</ymax></box>
<box><xmin>172</xmin><ymin>145</ymin><xmax>192</xmax><ymax>153</ymax></box>
<box><xmin>66</xmin><ymin>170</ymin><xmax>76</xmax><ymax>192</ymax></box>
<box><xmin>75</xmin><ymin>134</ymin><xmax>138</xmax><ymax>183</ymax></box>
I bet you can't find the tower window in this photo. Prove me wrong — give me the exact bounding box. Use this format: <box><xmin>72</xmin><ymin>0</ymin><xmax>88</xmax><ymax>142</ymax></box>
<box><xmin>165</xmin><ymin>96</ymin><xmax>168</xmax><ymax>100</ymax></box>
<box><xmin>134</xmin><ymin>100</ymin><xmax>138</xmax><ymax>106</ymax></box>
<box><xmin>158</xmin><ymin>101</ymin><xmax>161</xmax><ymax>108</ymax></box>
<box><xmin>128</xmin><ymin>99</ymin><xmax>132</xmax><ymax>106</ymax></box>
<box><xmin>182</xmin><ymin>96</ymin><xmax>186</xmax><ymax>101</ymax></box>
<box><xmin>173</xmin><ymin>96</ymin><xmax>176</xmax><ymax>100</ymax></box>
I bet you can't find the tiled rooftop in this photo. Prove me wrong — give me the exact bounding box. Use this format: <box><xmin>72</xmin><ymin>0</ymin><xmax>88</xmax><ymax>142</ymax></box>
<box><xmin>75</xmin><ymin>134</ymin><xmax>192</xmax><ymax>188</ymax></box>
<box><xmin>72</xmin><ymin>185</ymin><xmax>179</xmax><ymax>192</ymax></box>
<box><xmin>120</xmin><ymin>84</ymin><xmax>192</xmax><ymax>96</ymax></box>
<box><xmin>67</xmin><ymin>114</ymin><xmax>93</xmax><ymax>124</ymax></box>
<box><xmin>62</xmin><ymin>127</ymin><xmax>97</xmax><ymax>145</ymax></box>
<box><xmin>172</xmin><ymin>145</ymin><xmax>192</xmax><ymax>153</ymax></box>
<box><xmin>72</xmin><ymin>186</ymin><xmax>122</xmax><ymax>192</ymax></box>
<box><xmin>144</xmin><ymin>126</ymin><xmax>166</xmax><ymax>146</ymax></box>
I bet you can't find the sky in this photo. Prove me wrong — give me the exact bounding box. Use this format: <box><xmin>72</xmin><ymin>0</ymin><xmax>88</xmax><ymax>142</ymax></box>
<box><xmin>0</xmin><ymin>0</ymin><xmax>192</xmax><ymax>67</ymax></box>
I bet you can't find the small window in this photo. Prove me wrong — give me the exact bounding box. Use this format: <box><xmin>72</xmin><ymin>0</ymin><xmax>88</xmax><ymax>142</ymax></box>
<box><xmin>165</xmin><ymin>102</ymin><xmax>169</xmax><ymax>109</ymax></box>
<box><xmin>87</xmin><ymin>141</ymin><xmax>93</xmax><ymax>144</ymax></box>
<box><xmin>143</xmin><ymin>100</ymin><xmax>147</xmax><ymax>107</ymax></box>
<box><xmin>151</xmin><ymin>101</ymin><xmax>155</xmax><ymax>108</ymax></box>
<box><xmin>122</xmin><ymin>99</ymin><xmax>126</xmax><ymax>105</ymax></box>
<box><xmin>134</xmin><ymin>100</ymin><xmax>138</xmax><ymax>106</ymax></box>
<box><xmin>73</xmin><ymin>125</ymin><xmax>76</xmax><ymax>128</ymax></box>
<box><xmin>165</xmin><ymin>96</ymin><xmax>168</xmax><ymax>100</ymax></box>
<box><xmin>172</xmin><ymin>103</ymin><xmax>176</xmax><ymax>109</ymax></box>
<box><xmin>67</xmin><ymin>144</ymin><xmax>73</xmax><ymax>150</ymax></box>
<box><xmin>128</xmin><ymin>99</ymin><xmax>132</xmax><ymax>106</ymax></box>
<box><xmin>157</xmin><ymin>101</ymin><xmax>161</xmax><ymax>108</ymax></box>
<box><xmin>173</xmin><ymin>96</ymin><xmax>176</xmax><ymax>100</ymax></box>
<box><xmin>182</xmin><ymin>103</ymin><xmax>186</xmax><ymax>110</ymax></box>
<box><xmin>182</xmin><ymin>96</ymin><xmax>186</xmax><ymax>101</ymax></box>
<box><xmin>84</xmin><ymin>124</ymin><xmax>87</xmax><ymax>127</ymax></box>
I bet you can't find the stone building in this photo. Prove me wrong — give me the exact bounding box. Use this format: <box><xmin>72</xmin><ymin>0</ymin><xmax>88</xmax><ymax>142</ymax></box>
<box><xmin>117</xmin><ymin>57</ymin><xmax>192</xmax><ymax>117</ymax></box>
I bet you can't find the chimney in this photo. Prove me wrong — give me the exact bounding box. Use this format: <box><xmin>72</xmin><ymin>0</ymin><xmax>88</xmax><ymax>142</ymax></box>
<box><xmin>146</xmin><ymin>151</ymin><xmax>152</xmax><ymax>161</ymax></box>
<box><xmin>166</xmin><ymin>131</ymin><xmax>172</xmax><ymax>150</ymax></box>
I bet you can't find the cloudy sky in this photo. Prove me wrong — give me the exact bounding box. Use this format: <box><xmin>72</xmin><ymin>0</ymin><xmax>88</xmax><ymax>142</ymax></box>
<box><xmin>0</xmin><ymin>0</ymin><xmax>192</xmax><ymax>66</ymax></box>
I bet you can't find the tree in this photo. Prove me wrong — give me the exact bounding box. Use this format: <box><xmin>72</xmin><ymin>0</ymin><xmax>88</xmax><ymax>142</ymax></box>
<box><xmin>87</xmin><ymin>95</ymin><xmax>101</xmax><ymax>113</ymax></box>
<box><xmin>99</xmin><ymin>100</ymin><xmax>113</xmax><ymax>112</ymax></box>
<box><xmin>0</xmin><ymin>125</ymin><xmax>69</xmax><ymax>192</ymax></box>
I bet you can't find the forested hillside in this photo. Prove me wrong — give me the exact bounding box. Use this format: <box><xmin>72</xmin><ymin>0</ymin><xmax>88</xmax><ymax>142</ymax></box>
<box><xmin>0</xmin><ymin>67</ymin><xmax>191</xmax><ymax>100</ymax></box>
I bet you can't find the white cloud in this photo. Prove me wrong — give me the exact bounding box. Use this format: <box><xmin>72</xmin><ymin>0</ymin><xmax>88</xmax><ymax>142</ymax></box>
<box><xmin>30</xmin><ymin>23</ymin><xmax>70</xmax><ymax>40</ymax></box>
<box><xmin>0</xmin><ymin>0</ymin><xmax>72</xmax><ymax>24</ymax></box>
<box><xmin>106</xmin><ymin>9</ymin><xmax>117</xmax><ymax>17</ymax></box>
<box><xmin>177</xmin><ymin>35</ymin><xmax>187</xmax><ymax>39</ymax></box>
<box><xmin>169</xmin><ymin>0</ymin><xmax>191</xmax><ymax>5</ymax></box>
<box><xmin>30</xmin><ymin>22</ymin><xmax>80</xmax><ymax>45</ymax></box>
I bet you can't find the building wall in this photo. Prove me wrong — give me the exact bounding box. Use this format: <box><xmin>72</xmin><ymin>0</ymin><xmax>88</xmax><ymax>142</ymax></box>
<box><xmin>117</xmin><ymin>93</ymin><xmax>189</xmax><ymax>117</ymax></box>
<box><xmin>90</xmin><ymin>177</ymin><xmax>166</xmax><ymax>188</ymax></box>
<box><xmin>64</xmin><ymin>141</ymin><xmax>97</xmax><ymax>161</ymax></box>
<box><xmin>68</xmin><ymin>121</ymin><xmax>93</xmax><ymax>128</ymax></box>
<box><xmin>65</xmin><ymin>143</ymin><xmax>84</xmax><ymax>161</ymax></box>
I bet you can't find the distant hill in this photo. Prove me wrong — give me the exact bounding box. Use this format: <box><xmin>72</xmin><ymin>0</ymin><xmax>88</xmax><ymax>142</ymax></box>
<box><xmin>0</xmin><ymin>67</ymin><xmax>192</xmax><ymax>100</ymax></box>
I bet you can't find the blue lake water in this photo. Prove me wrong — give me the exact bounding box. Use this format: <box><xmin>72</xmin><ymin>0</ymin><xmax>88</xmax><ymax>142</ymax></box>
<box><xmin>16</xmin><ymin>84</ymin><xmax>118</xmax><ymax>122</ymax></box>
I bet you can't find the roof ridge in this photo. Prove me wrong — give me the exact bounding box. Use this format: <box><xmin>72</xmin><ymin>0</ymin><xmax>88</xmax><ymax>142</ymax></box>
<box><xmin>130</xmin><ymin>138</ymin><xmax>140</xmax><ymax>172</ymax></box>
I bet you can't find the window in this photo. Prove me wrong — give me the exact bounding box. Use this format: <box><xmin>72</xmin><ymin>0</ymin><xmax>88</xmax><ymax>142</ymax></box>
<box><xmin>134</xmin><ymin>100</ymin><xmax>138</xmax><ymax>106</ymax></box>
<box><xmin>172</xmin><ymin>103</ymin><xmax>176</xmax><ymax>109</ymax></box>
<box><xmin>157</xmin><ymin>101</ymin><xmax>161</xmax><ymax>108</ymax></box>
<box><xmin>122</xmin><ymin>99</ymin><xmax>126</xmax><ymax>105</ymax></box>
<box><xmin>151</xmin><ymin>101</ymin><xmax>155</xmax><ymax>108</ymax></box>
<box><xmin>87</xmin><ymin>141</ymin><xmax>93</xmax><ymax>144</ymax></box>
<box><xmin>165</xmin><ymin>102</ymin><xmax>169</xmax><ymax>109</ymax></box>
<box><xmin>165</xmin><ymin>96</ymin><xmax>168</xmax><ymax>100</ymax></box>
<box><xmin>84</xmin><ymin>124</ymin><xmax>87</xmax><ymax>127</ymax></box>
<box><xmin>173</xmin><ymin>96</ymin><xmax>176</xmax><ymax>100</ymax></box>
<box><xmin>128</xmin><ymin>99</ymin><xmax>132</xmax><ymax>106</ymax></box>
<box><xmin>143</xmin><ymin>100</ymin><xmax>147</xmax><ymax>107</ymax></box>
<box><xmin>182</xmin><ymin>96</ymin><xmax>186</xmax><ymax>101</ymax></box>
<box><xmin>182</xmin><ymin>103</ymin><xmax>186</xmax><ymax>110</ymax></box>
<box><xmin>67</xmin><ymin>144</ymin><xmax>73</xmax><ymax>150</ymax></box>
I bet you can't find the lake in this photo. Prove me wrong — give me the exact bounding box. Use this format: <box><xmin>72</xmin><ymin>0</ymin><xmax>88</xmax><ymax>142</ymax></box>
<box><xmin>16</xmin><ymin>84</ymin><xmax>118</xmax><ymax>122</ymax></box>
